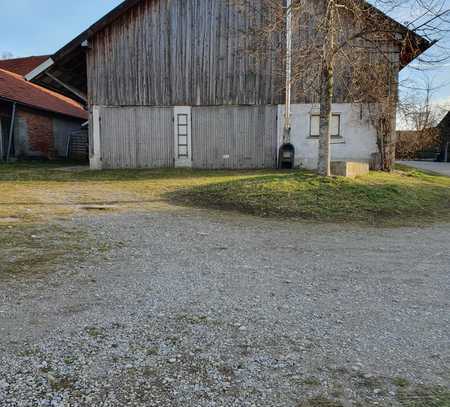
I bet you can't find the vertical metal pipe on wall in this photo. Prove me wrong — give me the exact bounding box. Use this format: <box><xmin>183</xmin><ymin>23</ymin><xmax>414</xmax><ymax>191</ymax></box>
<box><xmin>283</xmin><ymin>0</ymin><xmax>293</xmax><ymax>145</ymax></box>
<box><xmin>6</xmin><ymin>102</ymin><xmax>16</xmax><ymax>162</ymax></box>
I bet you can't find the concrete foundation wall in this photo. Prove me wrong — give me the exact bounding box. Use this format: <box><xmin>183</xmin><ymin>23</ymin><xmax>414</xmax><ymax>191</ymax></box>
<box><xmin>92</xmin><ymin>103</ymin><xmax>378</xmax><ymax>170</ymax></box>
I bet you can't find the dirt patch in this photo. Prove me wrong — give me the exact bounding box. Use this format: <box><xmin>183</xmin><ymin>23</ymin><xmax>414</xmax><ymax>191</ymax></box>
<box><xmin>0</xmin><ymin>223</ymin><xmax>95</xmax><ymax>280</ymax></box>
<box><xmin>0</xmin><ymin>217</ymin><xmax>20</xmax><ymax>223</ymax></box>
<box><xmin>80</xmin><ymin>205</ymin><xmax>119</xmax><ymax>212</ymax></box>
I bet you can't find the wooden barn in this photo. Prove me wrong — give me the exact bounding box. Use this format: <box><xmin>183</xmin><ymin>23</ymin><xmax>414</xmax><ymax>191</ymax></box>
<box><xmin>28</xmin><ymin>0</ymin><xmax>431</xmax><ymax>170</ymax></box>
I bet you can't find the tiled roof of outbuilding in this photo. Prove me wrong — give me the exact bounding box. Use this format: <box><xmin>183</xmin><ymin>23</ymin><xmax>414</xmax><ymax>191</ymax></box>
<box><xmin>0</xmin><ymin>55</ymin><xmax>50</xmax><ymax>76</ymax></box>
<box><xmin>0</xmin><ymin>68</ymin><xmax>87</xmax><ymax>120</ymax></box>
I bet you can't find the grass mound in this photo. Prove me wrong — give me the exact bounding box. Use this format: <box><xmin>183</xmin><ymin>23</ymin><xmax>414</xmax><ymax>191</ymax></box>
<box><xmin>171</xmin><ymin>166</ymin><xmax>450</xmax><ymax>226</ymax></box>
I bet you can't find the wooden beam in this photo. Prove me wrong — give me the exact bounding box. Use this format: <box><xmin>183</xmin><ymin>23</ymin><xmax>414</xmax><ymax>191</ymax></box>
<box><xmin>24</xmin><ymin>58</ymin><xmax>54</xmax><ymax>81</ymax></box>
<box><xmin>44</xmin><ymin>72</ymin><xmax>87</xmax><ymax>103</ymax></box>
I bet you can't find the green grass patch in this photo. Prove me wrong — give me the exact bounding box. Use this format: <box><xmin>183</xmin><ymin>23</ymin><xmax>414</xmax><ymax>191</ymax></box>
<box><xmin>1</xmin><ymin>161</ymin><xmax>449</xmax><ymax>226</ymax></box>
<box><xmin>393</xmin><ymin>377</ymin><xmax>411</xmax><ymax>388</ymax></box>
<box><xmin>171</xmin><ymin>166</ymin><xmax>450</xmax><ymax>226</ymax></box>
<box><xmin>303</xmin><ymin>377</ymin><xmax>322</xmax><ymax>386</ymax></box>
<box><xmin>85</xmin><ymin>326</ymin><xmax>107</xmax><ymax>339</ymax></box>
<box><xmin>297</xmin><ymin>397</ymin><xmax>344</xmax><ymax>407</ymax></box>
<box><xmin>0</xmin><ymin>223</ymin><xmax>91</xmax><ymax>279</ymax></box>
<box><xmin>398</xmin><ymin>385</ymin><xmax>450</xmax><ymax>407</ymax></box>
<box><xmin>0</xmin><ymin>161</ymin><xmax>278</xmax><ymax>223</ymax></box>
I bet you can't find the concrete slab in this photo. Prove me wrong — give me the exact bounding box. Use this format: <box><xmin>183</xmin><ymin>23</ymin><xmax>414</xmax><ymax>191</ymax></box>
<box><xmin>331</xmin><ymin>161</ymin><xmax>370</xmax><ymax>177</ymax></box>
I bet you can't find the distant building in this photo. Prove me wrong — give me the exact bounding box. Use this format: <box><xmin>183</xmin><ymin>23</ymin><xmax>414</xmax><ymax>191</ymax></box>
<box><xmin>437</xmin><ymin>112</ymin><xmax>450</xmax><ymax>162</ymax></box>
<box><xmin>0</xmin><ymin>56</ymin><xmax>87</xmax><ymax>161</ymax></box>
<box><xmin>396</xmin><ymin>129</ymin><xmax>441</xmax><ymax>160</ymax></box>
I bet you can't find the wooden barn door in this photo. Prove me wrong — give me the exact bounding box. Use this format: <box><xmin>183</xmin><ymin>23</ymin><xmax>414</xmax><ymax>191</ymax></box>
<box><xmin>97</xmin><ymin>106</ymin><xmax>174</xmax><ymax>169</ymax></box>
<box><xmin>191</xmin><ymin>106</ymin><xmax>278</xmax><ymax>169</ymax></box>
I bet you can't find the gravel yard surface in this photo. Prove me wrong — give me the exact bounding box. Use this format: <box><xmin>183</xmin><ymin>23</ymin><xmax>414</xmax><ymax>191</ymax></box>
<box><xmin>0</xmin><ymin>209</ymin><xmax>449</xmax><ymax>406</ymax></box>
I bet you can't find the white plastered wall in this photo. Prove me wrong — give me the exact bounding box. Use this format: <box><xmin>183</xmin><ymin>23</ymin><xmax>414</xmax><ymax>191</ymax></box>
<box><xmin>277</xmin><ymin>103</ymin><xmax>378</xmax><ymax>170</ymax></box>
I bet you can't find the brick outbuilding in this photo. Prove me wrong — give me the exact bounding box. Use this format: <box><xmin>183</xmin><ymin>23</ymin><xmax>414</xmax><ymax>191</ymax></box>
<box><xmin>0</xmin><ymin>56</ymin><xmax>87</xmax><ymax>161</ymax></box>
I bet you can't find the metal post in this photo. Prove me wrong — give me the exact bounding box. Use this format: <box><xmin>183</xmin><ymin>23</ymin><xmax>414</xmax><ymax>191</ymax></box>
<box><xmin>0</xmin><ymin>118</ymin><xmax>3</xmax><ymax>161</ymax></box>
<box><xmin>283</xmin><ymin>0</ymin><xmax>293</xmax><ymax>145</ymax></box>
<box><xmin>6</xmin><ymin>102</ymin><xmax>16</xmax><ymax>162</ymax></box>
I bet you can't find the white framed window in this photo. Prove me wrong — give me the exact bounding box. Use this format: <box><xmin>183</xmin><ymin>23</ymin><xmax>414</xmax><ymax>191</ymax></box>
<box><xmin>310</xmin><ymin>114</ymin><xmax>341</xmax><ymax>138</ymax></box>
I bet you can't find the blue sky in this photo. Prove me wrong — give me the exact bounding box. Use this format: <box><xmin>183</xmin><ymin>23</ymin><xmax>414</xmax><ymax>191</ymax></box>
<box><xmin>0</xmin><ymin>1</ymin><xmax>123</xmax><ymax>57</ymax></box>
<box><xmin>1</xmin><ymin>0</ymin><xmax>449</xmax><ymax>113</ymax></box>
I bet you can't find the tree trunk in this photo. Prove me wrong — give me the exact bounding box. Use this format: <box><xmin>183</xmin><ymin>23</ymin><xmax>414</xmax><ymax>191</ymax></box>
<box><xmin>376</xmin><ymin>109</ymin><xmax>395</xmax><ymax>171</ymax></box>
<box><xmin>318</xmin><ymin>62</ymin><xmax>333</xmax><ymax>176</ymax></box>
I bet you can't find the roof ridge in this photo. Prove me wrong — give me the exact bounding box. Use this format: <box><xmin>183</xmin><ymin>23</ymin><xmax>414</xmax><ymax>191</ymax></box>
<box><xmin>0</xmin><ymin>55</ymin><xmax>50</xmax><ymax>61</ymax></box>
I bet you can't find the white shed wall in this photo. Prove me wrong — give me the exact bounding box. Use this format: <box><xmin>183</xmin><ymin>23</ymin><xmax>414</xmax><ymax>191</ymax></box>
<box><xmin>277</xmin><ymin>104</ymin><xmax>379</xmax><ymax>170</ymax></box>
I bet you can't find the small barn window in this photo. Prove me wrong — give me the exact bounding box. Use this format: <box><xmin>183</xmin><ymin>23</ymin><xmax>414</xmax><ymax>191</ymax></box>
<box><xmin>177</xmin><ymin>114</ymin><xmax>189</xmax><ymax>158</ymax></box>
<box><xmin>331</xmin><ymin>114</ymin><xmax>341</xmax><ymax>138</ymax></box>
<box><xmin>310</xmin><ymin>115</ymin><xmax>320</xmax><ymax>137</ymax></box>
<box><xmin>310</xmin><ymin>114</ymin><xmax>341</xmax><ymax>138</ymax></box>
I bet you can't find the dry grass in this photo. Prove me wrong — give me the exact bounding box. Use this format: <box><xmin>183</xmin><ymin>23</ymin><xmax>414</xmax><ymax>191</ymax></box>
<box><xmin>1</xmin><ymin>161</ymin><xmax>449</xmax><ymax>227</ymax></box>
<box><xmin>0</xmin><ymin>162</ymin><xmax>277</xmax><ymax>224</ymax></box>
<box><xmin>0</xmin><ymin>223</ymin><xmax>91</xmax><ymax>278</ymax></box>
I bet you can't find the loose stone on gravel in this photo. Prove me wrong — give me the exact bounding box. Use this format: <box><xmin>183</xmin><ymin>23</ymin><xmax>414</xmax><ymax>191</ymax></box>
<box><xmin>0</xmin><ymin>211</ymin><xmax>449</xmax><ymax>406</ymax></box>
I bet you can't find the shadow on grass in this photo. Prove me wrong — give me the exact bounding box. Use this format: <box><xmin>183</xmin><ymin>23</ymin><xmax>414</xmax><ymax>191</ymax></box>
<box><xmin>167</xmin><ymin>171</ymin><xmax>450</xmax><ymax>226</ymax></box>
<box><xmin>0</xmin><ymin>161</ymin><xmax>283</xmax><ymax>183</ymax></box>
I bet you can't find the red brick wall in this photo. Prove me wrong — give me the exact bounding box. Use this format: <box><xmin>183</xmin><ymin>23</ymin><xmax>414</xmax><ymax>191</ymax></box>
<box><xmin>17</xmin><ymin>108</ymin><xmax>54</xmax><ymax>156</ymax></box>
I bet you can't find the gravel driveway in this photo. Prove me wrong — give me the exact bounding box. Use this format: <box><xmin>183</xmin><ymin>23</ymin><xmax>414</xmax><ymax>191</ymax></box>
<box><xmin>1</xmin><ymin>209</ymin><xmax>449</xmax><ymax>406</ymax></box>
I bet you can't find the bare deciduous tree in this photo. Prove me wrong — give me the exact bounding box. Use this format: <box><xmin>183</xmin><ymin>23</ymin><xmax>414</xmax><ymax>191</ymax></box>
<box><xmin>0</xmin><ymin>52</ymin><xmax>13</xmax><ymax>60</ymax></box>
<box><xmin>232</xmin><ymin>0</ymin><xmax>449</xmax><ymax>175</ymax></box>
<box><xmin>397</xmin><ymin>75</ymin><xmax>445</xmax><ymax>159</ymax></box>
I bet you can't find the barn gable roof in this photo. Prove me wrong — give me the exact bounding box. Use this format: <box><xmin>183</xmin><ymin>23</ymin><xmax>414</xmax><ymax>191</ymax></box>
<box><xmin>438</xmin><ymin>111</ymin><xmax>450</xmax><ymax>129</ymax></box>
<box><xmin>26</xmin><ymin>0</ymin><xmax>433</xmax><ymax>94</ymax></box>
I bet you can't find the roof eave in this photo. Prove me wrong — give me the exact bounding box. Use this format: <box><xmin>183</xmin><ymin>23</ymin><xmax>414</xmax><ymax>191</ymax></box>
<box><xmin>399</xmin><ymin>38</ymin><xmax>437</xmax><ymax>71</ymax></box>
<box><xmin>53</xmin><ymin>0</ymin><xmax>142</xmax><ymax>62</ymax></box>
<box><xmin>0</xmin><ymin>95</ymin><xmax>87</xmax><ymax>120</ymax></box>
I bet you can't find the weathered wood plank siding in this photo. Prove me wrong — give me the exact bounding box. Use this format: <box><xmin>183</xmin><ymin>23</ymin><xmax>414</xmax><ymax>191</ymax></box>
<box><xmin>86</xmin><ymin>0</ymin><xmax>401</xmax><ymax>107</ymax></box>
<box><xmin>99</xmin><ymin>106</ymin><xmax>174</xmax><ymax>168</ymax></box>
<box><xmin>87</xmin><ymin>0</ymin><xmax>284</xmax><ymax>107</ymax></box>
<box><xmin>192</xmin><ymin>106</ymin><xmax>278</xmax><ymax>169</ymax></box>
